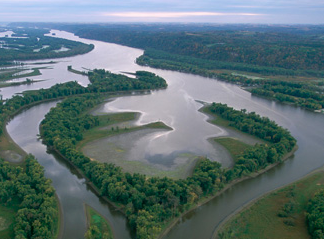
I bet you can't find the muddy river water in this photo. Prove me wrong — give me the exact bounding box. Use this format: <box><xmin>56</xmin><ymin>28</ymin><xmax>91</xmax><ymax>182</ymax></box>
<box><xmin>3</xmin><ymin>30</ymin><xmax>324</xmax><ymax>239</ymax></box>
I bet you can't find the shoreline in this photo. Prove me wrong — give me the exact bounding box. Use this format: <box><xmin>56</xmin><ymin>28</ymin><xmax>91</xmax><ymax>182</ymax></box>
<box><xmin>213</xmin><ymin>159</ymin><xmax>322</xmax><ymax>239</ymax></box>
<box><xmin>55</xmin><ymin>193</ymin><xmax>64</xmax><ymax>239</ymax></box>
<box><xmin>84</xmin><ymin>203</ymin><xmax>116</xmax><ymax>239</ymax></box>
<box><xmin>158</xmin><ymin>144</ymin><xmax>298</xmax><ymax>239</ymax></box>
<box><xmin>158</xmin><ymin>105</ymin><xmax>298</xmax><ymax>238</ymax></box>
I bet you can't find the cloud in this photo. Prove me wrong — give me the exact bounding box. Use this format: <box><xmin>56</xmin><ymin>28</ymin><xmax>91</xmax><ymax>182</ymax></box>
<box><xmin>103</xmin><ymin>11</ymin><xmax>263</xmax><ymax>18</ymax></box>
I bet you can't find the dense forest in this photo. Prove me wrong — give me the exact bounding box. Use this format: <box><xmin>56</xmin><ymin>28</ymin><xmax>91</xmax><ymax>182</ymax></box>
<box><xmin>307</xmin><ymin>190</ymin><xmax>324</xmax><ymax>239</ymax></box>
<box><xmin>38</xmin><ymin>88</ymin><xmax>296</xmax><ymax>238</ymax></box>
<box><xmin>0</xmin><ymin>156</ymin><xmax>58</xmax><ymax>238</ymax></box>
<box><xmin>32</xmin><ymin>24</ymin><xmax>324</xmax><ymax>77</ymax></box>
<box><xmin>208</xmin><ymin>103</ymin><xmax>296</xmax><ymax>179</ymax></box>
<box><xmin>213</xmin><ymin>73</ymin><xmax>324</xmax><ymax>110</ymax></box>
<box><xmin>0</xmin><ymin>27</ymin><xmax>94</xmax><ymax>64</ymax></box>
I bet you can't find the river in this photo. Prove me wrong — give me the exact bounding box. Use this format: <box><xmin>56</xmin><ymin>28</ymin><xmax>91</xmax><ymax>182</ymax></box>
<box><xmin>4</xmin><ymin>30</ymin><xmax>324</xmax><ymax>239</ymax></box>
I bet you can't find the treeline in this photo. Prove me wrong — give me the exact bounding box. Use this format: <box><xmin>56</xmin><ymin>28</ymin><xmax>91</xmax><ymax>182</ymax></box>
<box><xmin>307</xmin><ymin>190</ymin><xmax>324</xmax><ymax>239</ymax></box>
<box><xmin>215</xmin><ymin>73</ymin><xmax>324</xmax><ymax>110</ymax></box>
<box><xmin>208</xmin><ymin>103</ymin><xmax>296</xmax><ymax>179</ymax></box>
<box><xmin>251</xmin><ymin>85</ymin><xmax>324</xmax><ymax>110</ymax></box>
<box><xmin>0</xmin><ymin>156</ymin><xmax>58</xmax><ymax>238</ymax></box>
<box><xmin>39</xmin><ymin>93</ymin><xmax>296</xmax><ymax>238</ymax></box>
<box><xmin>88</xmin><ymin>69</ymin><xmax>167</xmax><ymax>92</ymax></box>
<box><xmin>136</xmin><ymin>48</ymin><xmax>321</xmax><ymax>77</ymax></box>
<box><xmin>63</xmin><ymin>26</ymin><xmax>324</xmax><ymax>75</ymax></box>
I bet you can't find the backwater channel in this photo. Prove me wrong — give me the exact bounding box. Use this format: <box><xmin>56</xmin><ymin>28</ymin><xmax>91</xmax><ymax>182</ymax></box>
<box><xmin>3</xmin><ymin>30</ymin><xmax>324</xmax><ymax>239</ymax></box>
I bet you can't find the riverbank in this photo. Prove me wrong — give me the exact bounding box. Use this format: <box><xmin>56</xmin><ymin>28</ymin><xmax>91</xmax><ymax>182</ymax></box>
<box><xmin>84</xmin><ymin>204</ymin><xmax>114</xmax><ymax>239</ymax></box>
<box><xmin>215</xmin><ymin>166</ymin><xmax>324</xmax><ymax>239</ymax></box>
<box><xmin>158</xmin><ymin>145</ymin><xmax>298</xmax><ymax>239</ymax></box>
<box><xmin>157</xmin><ymin>105</ymin><xmax>298</xmax><ymax>239</ymax></box>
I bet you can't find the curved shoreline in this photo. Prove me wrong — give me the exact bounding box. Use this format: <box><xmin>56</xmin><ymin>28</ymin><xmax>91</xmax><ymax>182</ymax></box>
<box><xmin>84</xmin><ymin>203</ymin><xmax>116</xmax><ymax>239</ymax></box>
<box><xmin>55</xmin><ymin>193</ymin><xmax>64</xmax><ymax>239</ymax></box>
<box><xmin>158</xmin><ymin>144</ymin><xmax>298</xmax><ymax>239</ymax></box>
<box><xmin>213</xmin><ymin>155</ymin><xmax>321</xmax><ymax>239</ymax></box>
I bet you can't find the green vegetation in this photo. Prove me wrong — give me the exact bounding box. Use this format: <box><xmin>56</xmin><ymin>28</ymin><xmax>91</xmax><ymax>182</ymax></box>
<box><xmin>217</xmin><ymin>171</ymin><xmax>324</xmax><ymax>239</ymax></box>
<box><xmin>68</xmin><ymin>27</ymin><xmax>324</xmax><ymax>76</ymax></box>
<box><xmin>39</xmin><ymin>91</ymin><xmax>296</xmax><ymax>238</ymax></box>
<box><xmin>0</xmin><ymin>68</ymin><xmax>42</xmax><ymax>82</ymax></box>
<box><xmin>0</xmin><ymin>199</ymin><xmax>19</xmax><ymax>239</ymax></box>
<box><xmin>307</xmin><ymin>189</ymin><xmax>324</xmax><ymax>238</ymax></box>
<box><xmin>0</xmin><ymin>68</ymin><xmax>165</xmax><ymax>238</ymax></box>
<box><xmin>77</xmin><ymin>112</ymin><xmax>170</xmax><ymax>151</ymax></box>
<box><xmin>67</xmin><ymin>65</ymin><xmax>88</xmax><ymax>76</ymax></box>
<box><xmin>88</xmin><ymin>69</ymin><xmax>167</xmax><ymax>92</ymax></box>
<box><xmin>214</xmin><ymin>137</ymin><xmax>252</xmax><ymax>162</ymax></box>
<box><xmin>209</xmin><ymin>103</ymin><xmax>296</xmax><ymax>180</ymax></box>
<box><xmin>85</xmin><ymin>205</ymin><xmax>113</xmax><ymax>239</ymax></box>
<box><xmin>0</xmin><ymin>27</ymin><xmax>94</xmax><ymax>64</ymax></box>
<box><xmin>0</xmin><ymin>156</ymin><xmax>59</xmax><ymax>238</ymax></box>
<box><xmin>0</xmin><ymin>79</ymin><xmax>44</xmax><ymax>89</ymax></box>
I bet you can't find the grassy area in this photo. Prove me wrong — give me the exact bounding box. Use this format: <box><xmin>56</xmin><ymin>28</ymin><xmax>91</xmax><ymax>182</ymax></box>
<box><xmin>0</xmin><ymin>79</ymin><xmax>44</xmax><ymax>89</ymax></box>
<box><xmin>214</xmin><ymin>137</ymin><xmax>252</xmax><ymax>162</ymax></box>
<box><xmin>217</xmin><ymin>171</ymin><xmax>324</xmax><ymax>239</ymax></box>
<box><xmin>201</xmin><ymin>106</ymin><xmax>230</xmax><ymax>127</ymax></box>
<box><xmin>0</xmin><ymin>128</ymin><xmax>26</xmax><ymax>164</ymax></box>
<box><xmin>211</xmin><ymin>68</ymin><xmax>323</xmax><ymax>82</ymax></box>
<box><xmin>0</xmin><ymin>200</ymin><xmax>20</xmax><ymax>239</ymax></box>
<box><xmin>67</xmin><ymin>66</ymin><xmax>88</xmax><ymax>76</ymax></box>
<box><xmin>77</xmin><ymin>112</ymin><xmax>171</xmax><ymax>151</ymax></box>
<box><xmin>85</xmin><ymin>205</ymin><xmax>114</xmax><ymax>239</ymax></box>
<box><xmin>0</xmin><ymin>67</ymin><xmax>42</xmax><ymax>81</ymax></box>
<box><xmin>201</xmin><ymin>106</ymin><xmax>268</xmax><ymax>145</ymax></box>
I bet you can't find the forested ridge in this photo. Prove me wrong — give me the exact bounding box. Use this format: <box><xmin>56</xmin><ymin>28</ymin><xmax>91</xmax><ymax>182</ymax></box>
<box><xmin>51</xmin><ymin>25</ymin><xmax>324</xmax><ymax>75</ymax></box>
<box><xmin>39</xmin><ymin>90</ymin><xmax>296</xmax><ymax>238</ymax></box>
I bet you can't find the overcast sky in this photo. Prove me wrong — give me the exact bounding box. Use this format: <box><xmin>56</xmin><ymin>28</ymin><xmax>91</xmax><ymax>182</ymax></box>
<box><xmin>1</xmin><ymin>0</ymin><xmax>323</xmax><ymax>24</ymax></box>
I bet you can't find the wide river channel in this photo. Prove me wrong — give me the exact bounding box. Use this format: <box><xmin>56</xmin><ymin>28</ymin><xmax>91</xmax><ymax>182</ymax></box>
<box><xmin>2</xmin><ymin>30</ymin><xmax>324</xmax><ymax>239</ymax></box>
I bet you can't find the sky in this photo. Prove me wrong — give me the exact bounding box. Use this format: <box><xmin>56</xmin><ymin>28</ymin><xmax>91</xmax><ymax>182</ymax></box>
<box><xmin>0</xmin><ymin>0</ymin><xmax>324</xmax><ymax>24</ymax></box>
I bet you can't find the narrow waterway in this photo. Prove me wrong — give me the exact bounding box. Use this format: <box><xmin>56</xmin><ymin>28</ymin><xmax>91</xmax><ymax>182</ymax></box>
<box><xmin>4</xmin><ymin>30</ymin><xmax>324</xmax><ymax>239</ymax></box>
